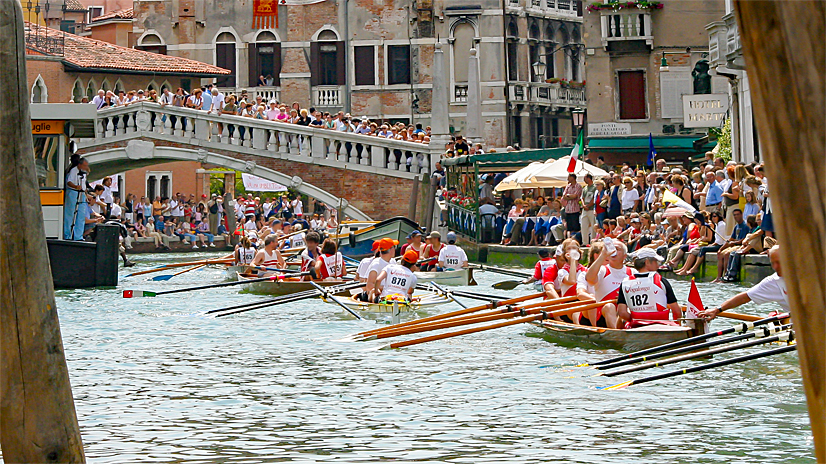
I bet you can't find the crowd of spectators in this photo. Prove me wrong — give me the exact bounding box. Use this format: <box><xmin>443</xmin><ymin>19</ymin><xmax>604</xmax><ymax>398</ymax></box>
<box><xmin>462</xmin><ymin>155</ymin><xmax>776</xmax><ymax>285</ymax></box>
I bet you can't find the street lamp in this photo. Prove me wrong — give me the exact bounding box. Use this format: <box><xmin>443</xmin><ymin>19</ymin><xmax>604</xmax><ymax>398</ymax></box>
<box><xmin>572</xmin><ymin>108</ymin><xmax>585</xmax><ymax>127</ymax></box>
<box><xmin>532</xmin><ymin>60</ymin><xmax>547</xmax><ymax>82</ymax></box>
<box><xmin>659</xmin><ymin>52</ymin><xmax>669</xmax><ymax>73</ymax></box>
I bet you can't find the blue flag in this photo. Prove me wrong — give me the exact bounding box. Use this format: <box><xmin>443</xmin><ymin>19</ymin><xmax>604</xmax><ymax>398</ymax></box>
<box><xmin>647</xmin><ymin>133</ymin><xmax>656</xmax><ymax>167</ymax></box>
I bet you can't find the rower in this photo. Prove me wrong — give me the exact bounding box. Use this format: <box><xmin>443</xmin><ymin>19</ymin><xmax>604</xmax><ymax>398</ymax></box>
<box><xmin>522</xmin><ymin>248</ymin><xmax>555</xmax><ymax>289</ymax></box>
<box><xmin>576</xmin><ymin>242</ymin><xmax>604</xmax><ymax>325</ymax></box>
<box><xmin>251</xmin><ymin>234</ymin><xmax>286</xmax><ymax>275</ymax></box>
<box><xmin>584</xmin><ymin>238</ymin><xmax>633</xmax><ymax>328</ymax></box>
<box><xmin>235</xmin><ymin>236</ymin><xmax>257</xmax><ymax>266</ymax></box>
<box><xmin>700</xmin><ymin>245</ymin><xmax>789</xmax><ymax>320</ymax></box>
<box><xmin>299</xmin><ymin>231</ymin><xmax>322</xmax><ymax>280</ymax></box>
<box><xmin>541</xmin><ymin>246</ymin><xmax>564</xmax><ymax>300</ymax></box>
<box><xmin>437</xmin><ymin>232</ymin><xmax>468</xmax><ymax>270</ymax></box>
<box><xmin>355</xmin><ymin>238</ymin><xmax>399</xmax><ymax>301</ymax></box>
<box><xmin>356</xmin><ymin>243</ymin><xmax>382</xmax><ymax>282</ymax></box>
<box><xmin>287</xmin><ymin>224</ymin><xmax>306</xmax><ymax>250</ymax></box>
<box><xmin>420</xmin><ymin>231</ymin><xmax>444</xmax><ymax>272</ymax></box>
<box><xmin>374</xmin><ymin>250</ymin><xmax>420</xmax><ymax>302</ymax></box>
<box><xmin>616</xmin><ymin>248</ymin><xmax>682</xmax><ymax>328</ymax></box>
<box><xmin>315</xmin><ymin>238</ymin><xmax>347</xmax><ymax>281</ymax></box>
<box><xmin>402</xmin><ymin>230</ymin><xmax>424</xmax><ymax>257</ymax></box>
<box><xmin>557</xmin><ymin>240</ymin><xmax>587</xmax><ymax>323</ymax></box>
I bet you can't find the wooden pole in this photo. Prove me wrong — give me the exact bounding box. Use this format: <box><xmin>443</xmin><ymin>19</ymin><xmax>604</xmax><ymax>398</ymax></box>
<box><xmin>733</xmin><ymin>1</ymin><xmax>825</xmax><ymax>460</ymax></box>
<box><xmin>0</xmin><ymin>2</ymin><xmax>86</xmax><ymax>462</ymax></box>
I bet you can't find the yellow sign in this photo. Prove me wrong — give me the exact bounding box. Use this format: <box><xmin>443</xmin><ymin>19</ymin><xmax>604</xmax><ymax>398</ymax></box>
<box><xmin>32</xmin><ymin>120</ymin><xmax>65</xmax><ymax>135</ymax></box>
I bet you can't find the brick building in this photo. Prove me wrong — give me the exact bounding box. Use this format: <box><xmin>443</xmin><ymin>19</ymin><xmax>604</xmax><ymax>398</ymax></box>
<box><xmin>130</xmin><ymin>0</ymin><xmax>585</xmax><ymax>149</ymax></box>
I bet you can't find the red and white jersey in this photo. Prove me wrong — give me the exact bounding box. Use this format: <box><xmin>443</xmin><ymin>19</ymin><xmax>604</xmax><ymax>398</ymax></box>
<box><xmin>559</xmin><ymin>263</ymin><xmax>587</xmax><ymax>297</ymax></box>
<box><xmin>318</xmin><ymin>252</ymin><xmax>345</xmax><ymax>280</ymax></box>
<box><xmin>594</xmin><ymin>264</ymin><xmax>634</xmax><ymax>302</ymax></box>
<box><xmin>237</xmin><ymin>247</ymin><xmax>256</xmax><ymax>265</ymax></box>
<box><xmin>541</xmin><ymin>262</ymin><xmax>561</xmax><ymax>292</ymax></box>
<box><xmin>621</xmin><ymin>272</ymin><xmax>669</xmax><ymax>320</ymax></box>
<box><xmin>300</xmin><ymin>248</ymin><xmax>320</xmax><ymax>272</ymax></box>
<box><xmin>380</xmin><ymin>264</ymin><xmax>418</xmax><ymax>299</ymax></box>
<box><xmin>438</xmin><ymin>245</ymin><xmax>467</xmax><ymax>269</ymax></box>
<box><xmin>533</xmin><ymin>258</ymin><xmax>556</xmax><ymax>280</ymax></box>
<box><xmin>261</xmin><ymin>248</ymin><xmax>282</xmax><ymax>268</ymax></box>
<box><xmin>576</xmin><ymin>269</ymin><xmax>595</xmax><ymax>297</ymax></box>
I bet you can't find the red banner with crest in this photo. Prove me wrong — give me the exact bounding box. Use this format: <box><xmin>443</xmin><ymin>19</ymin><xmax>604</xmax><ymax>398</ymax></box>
<box><xmin>253</xmin><ymin>0</ymin><xmax>279</xmax><ymax>29</ymax></box>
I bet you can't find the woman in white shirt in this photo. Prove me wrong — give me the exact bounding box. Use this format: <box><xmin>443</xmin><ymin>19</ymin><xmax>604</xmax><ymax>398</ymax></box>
<box><xmin>676</xmin><ymin>211</ymin><xmax>726</xmax><ymax>276</ymax></box>
<box><xmin>621</xmin><ymin>177</ymin><xmax>640</xmax><ymax>214</ymax></box>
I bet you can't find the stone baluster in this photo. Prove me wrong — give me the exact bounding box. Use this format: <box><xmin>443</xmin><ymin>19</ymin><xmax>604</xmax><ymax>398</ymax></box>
<box><xmin>267</xmin><ymin>129</ymin><xmax>277</xmax><ymax>154</ymax></box>
<box><xmin>244</xmin><ymin>125</ymin><xmax>255</xmax><ymax>148</ymax></box>
<box><xmin>347</xmin><ymin>140</ymin><xmax>356</xmax><ymax>164</ymax></box>
<box><xmin>173</xmin><ymin>115</ymin><xmax>183</xmax><ymax>137</ymax></box>
<box><xmin>410</xmin><ymin>150</ymin><xmax>420</xmax><ymax>173</ymax></box>
<box><xmin>388</xmin><ymin>148</ymin><xmax>398</xmax><ymax>170</ymax></box>
<box><xmin>184</xmin><ymin>115</ymin><xmax>194</xmax><ymax>138</ymax></box>
<box><xmin>360</xmin><ymin>142</ymin><xmax>371</xmax><ymax>166</ymax></box>
<box><xmin>278</xmin><ymin>130</ymin><xmax>288</xmax><ymax>156</ymax></box>
<box><xmin>126</xmin><ymin>111</ymin><xmax>137</xmax><ymax>133</ymax></box>
<box><xmin>288</xmin><ymin>134</ymin><xmax>299</xmax><ymax>156</ymax></box>
<box><xmin>231</xmin><ymin>125</ymin><xmax>241</xmax><ymax>146</ymax></box>
<box><xmin>221</xmin><ymin>122</ymin><xmax>229</xmax><ymax>144</ymax></box>
<box><xmin>105</xmin><ymin>117</ymin><xmax>115</xmax><ymax>137</ymax></box>
<box><xmin>153</xmin><ymin>111</ymin><xmax>163</xmax><ymax>133</ymax></box>
<box><xmin>117</xmin><ymin>115</ymin><xmax>126</xmax><ymax>135</ymax></box>
<box><xmin>163</xmin><ymin>112</ymin><xmax>172</xmax><ymax>135</ymax></box>
<box><xmin>95</xmin><ymin>118</ymin><xmax>104</xmax><ymax>139</ymax></box>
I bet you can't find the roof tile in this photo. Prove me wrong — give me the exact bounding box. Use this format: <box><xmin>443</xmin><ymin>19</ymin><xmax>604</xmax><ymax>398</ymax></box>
<box><xmin>91</xmin><ymin>7</ymin><xmax>134</xmax><ymax>23</ymax></box>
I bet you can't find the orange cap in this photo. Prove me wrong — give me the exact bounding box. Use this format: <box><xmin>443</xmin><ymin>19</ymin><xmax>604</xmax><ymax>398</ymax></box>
<box><xmin>377</xmin><ymin>238</ymin><xmax>400</xmax><ymax>251</ymax></box>
<box><xmin>402</xmin><ymin>249</ymin><xmax>419</xmax><ymax>264</ymax></box>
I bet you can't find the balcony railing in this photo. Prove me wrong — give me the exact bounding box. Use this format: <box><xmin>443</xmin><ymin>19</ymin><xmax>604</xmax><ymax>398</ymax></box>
<box><xmin>528</xmin><ymin>82</ymin><xmax>586</xmax><ymax>107</ymax></box>
<box><xmin>454</xmin><ymin>84</ymin><xmax>469</xmax><ymax>103</ymax></box>
<box><xmin>723</xmin><ymin>12</ymin><xmax>742</xmax><ymax>62</ymax></box>
<box><xmin>600</xmin><ymin>11</ymin><xmax>653</xmax><ymax>48</ymax></box>
<box><xmin>313</xmin><ymin>86</ymin><xmax>343</xmax><ymax>107</ymax></box>
<box><xmin>240</xmin><ymin>86</ymin><xmax>281</xmax><ymax>104</ymax></box>
<box><xmin>509</xmin><ymin>84</ymin><xmax>527</xmax><ymax>102</ymax></box>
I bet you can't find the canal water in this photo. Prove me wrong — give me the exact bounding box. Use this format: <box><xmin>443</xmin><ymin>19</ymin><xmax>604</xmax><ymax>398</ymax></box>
<box><xmin>47</xmin><ymin>252</ymin><xmax>811</xmax><ymax>463</ymax></box>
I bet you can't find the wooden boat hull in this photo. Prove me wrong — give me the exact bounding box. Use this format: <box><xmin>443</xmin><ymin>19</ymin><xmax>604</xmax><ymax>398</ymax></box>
<box><xmin>529</xmin><ymin>320</ymin><xmax>696</xmax><ymax>352</ymax></box>
<box><xmin>325</xmin><ymin>293</ymin><xmax>451</xmax><ymax>313</ymax></box>
<box><xmin>415</xmin><ymin>268</ymin><xmax>476</xmax><ymax>287</ymax></box>
<box><xmin>332</xmin><ymin>216</ymin><xmax>422</xmax><ymax>259</ymax></box>
<box><xmin>237</xmin><ymin>274</ymin><xmax>348</xmax><ymax>296</ymax></box>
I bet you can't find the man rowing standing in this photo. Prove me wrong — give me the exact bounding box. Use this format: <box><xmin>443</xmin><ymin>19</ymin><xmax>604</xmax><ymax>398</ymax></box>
<box><xmin>375</xmin><ymin>250</ymin><xmax>420</xmax><ymax>302</ymax></box>
<box><xmin>356</xmin><ymin>238</ymin><xmax>399</xmax><ymax>301</ymax></box>
<box><xmin>700</xmin><ymin>244</ymin><xmax>789</xmax><ymax>319</ymax></box>
<box><xmin>438</xmin><ymin>232</ymin><xmax>468</xmax><ymax>270</ymax></box>
<box><xmin>251</xmin><ymin>235</ymin><xmax>286</xmax><ymax>275</ymax></box>
<box><xmin>616</xmin><ymin>248</ymin><xmax>682</xmax><ymax>328</ymax></box>
<box><xmin>584</xmin><ymin>238</ymin><xmax>633</xmax><ymax>328</ymax></box>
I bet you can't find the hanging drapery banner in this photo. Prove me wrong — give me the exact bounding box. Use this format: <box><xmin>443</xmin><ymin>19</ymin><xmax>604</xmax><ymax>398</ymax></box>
<box><xmin>253</xmin><ymin>0</ymin><xmax>279</xmax><ymax>29</ymax></box>
<box><xmin>241</xmin><ymin>173</ymin><xmax>288</xmax><ymax>192</ymax></box>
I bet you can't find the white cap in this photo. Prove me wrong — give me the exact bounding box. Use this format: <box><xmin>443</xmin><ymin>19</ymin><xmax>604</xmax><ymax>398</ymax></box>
<box><xmin>632</xmin><ymin>248</ymin><xmax>664</xmax><ymax>262</ymax></box>
<box><xmin>554</xmin><ymin>246</ymin><xmax>564</xmax><ymax>257</ymax></box>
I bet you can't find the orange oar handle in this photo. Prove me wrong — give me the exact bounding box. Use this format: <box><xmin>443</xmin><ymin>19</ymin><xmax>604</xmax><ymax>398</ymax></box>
<box><xmin>354</xmin><ymin>292</ymin><xmax>549</xmax><ymax>338</ymax></box>
<box><xmin>387</xmin><ymin>300</ymin><xmax>614</xmax><ymax>349</ymax></box>
<box><xmin>372</xmin><ymin>298</ymin><xmax>585</xmax><ymax>341</ymax></box>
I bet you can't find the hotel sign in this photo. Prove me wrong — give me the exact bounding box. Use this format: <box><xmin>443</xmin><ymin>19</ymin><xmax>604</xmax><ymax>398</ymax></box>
<box><xmin>588</xmin><ymin>122</ymin><xmax>631</xmax><ymax>137</ymax></box>
<box><xmin>682</xmin><ymin>94</ymin><xmax>729</xmax><ymax>128</ymax></box>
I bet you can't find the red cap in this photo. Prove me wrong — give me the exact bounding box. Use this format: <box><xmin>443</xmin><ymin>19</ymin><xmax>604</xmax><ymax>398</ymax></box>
<box><xmin>402</xmin><ymin>249</ymin><xmax>419</xmax><ymax>264</ymax></box>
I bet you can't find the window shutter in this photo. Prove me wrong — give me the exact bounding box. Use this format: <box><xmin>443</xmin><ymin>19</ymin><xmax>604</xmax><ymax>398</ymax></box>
<box><xmin>354</xmin><ymin>46</ymin><xmax>375</xmax><ymax>86</ymax></box>
<box><xmin>310</xmin><ymin>42</ymin><xmax>320</xmax><ymax>86</ymax></box>
<box><xmin>335</xmin><ymin>41</ymin><xmax>346</xmax><ymax>86</ymax></box>
<box><xmin>618</xmin><ymin>70</ymin><xmax>646</xmax><ymax>120</ymax></box>
<box><xmin>249</xmin><ymin>43</ymin><xmax>259</xmax><ymax>87</ymax></box>
<box><xmin>273</xmin><ymin>43</ymin><xmax>282</xmax><ymax>86</ymax></box>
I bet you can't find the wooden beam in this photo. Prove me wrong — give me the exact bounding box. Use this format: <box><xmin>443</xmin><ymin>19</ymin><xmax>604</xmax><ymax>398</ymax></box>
<box><xmin>0</xmin><ymin>2</ymin><xmax>86</xmax><ymax>462</ymax></box>
<box><xmin>733</xmin><ymin>1</ymin><xmax>825</xmax><ymax>460</ymax></box>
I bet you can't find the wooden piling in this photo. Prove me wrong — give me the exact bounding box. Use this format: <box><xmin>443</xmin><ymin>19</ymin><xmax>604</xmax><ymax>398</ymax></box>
<box><xmin>0</xmin><ymin>1</ymin><xmax>86</xmax><ymax>462</ymax></box>
<box><xmin>734</xmin><ymin>1</ymin><xmax>825</xmax><ymax>460</ymax></box>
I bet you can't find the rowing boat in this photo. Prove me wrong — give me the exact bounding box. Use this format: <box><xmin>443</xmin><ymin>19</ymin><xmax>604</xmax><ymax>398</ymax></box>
<box><xmin>237</xmin><ymin>273</ymin><xmax>349</xmax><ymax>296</ymax></box>
<box><xmin>323</xmin><ymin>292</ymin><xmax>451</xmax><ymax>313</ymax></box>
<box><xmin>414</xmin><ymin>268</ymin><xmax>476</xmax><ymax>287</ymax></box>
<box><xmin>528</xmin><ymin>320</ymin><xmax>699</xmax><ymax>352</ymax></box>
<box><xmin>331</xmin><ymin>216</ymin><xmax>422</xmax><ymax>259</ymax></box>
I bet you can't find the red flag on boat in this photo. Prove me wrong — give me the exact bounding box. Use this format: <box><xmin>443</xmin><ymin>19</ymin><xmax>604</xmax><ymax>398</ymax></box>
<box><xmin>686</xmin><ymin>278</ymin><xmax>704</xmax><ymax>318</ymax></box>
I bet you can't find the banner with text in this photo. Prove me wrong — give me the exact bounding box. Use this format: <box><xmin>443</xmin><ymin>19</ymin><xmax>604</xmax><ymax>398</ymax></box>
<box><xmin>242</xmin><ymin>173</ymin><xmax>288</xmax><ymax>192</ymax></box>
<box><xmin>682</xmin><ymin>94</ymin><xmax>729</xmax><ymax>128</ymax></box>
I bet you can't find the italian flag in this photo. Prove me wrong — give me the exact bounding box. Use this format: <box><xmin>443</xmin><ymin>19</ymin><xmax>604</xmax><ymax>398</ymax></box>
<box><xmin>567</xmin><ymin>130</ymin><xmax>584</xmax><ymax>173</ymax></box>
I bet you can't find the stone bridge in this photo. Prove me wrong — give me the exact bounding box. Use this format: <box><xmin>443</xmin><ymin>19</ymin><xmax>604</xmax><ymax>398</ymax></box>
<box><xmin>77</xmin><ymin>102</ymin><xmax>441</xmax><ymax>221</ymax></box>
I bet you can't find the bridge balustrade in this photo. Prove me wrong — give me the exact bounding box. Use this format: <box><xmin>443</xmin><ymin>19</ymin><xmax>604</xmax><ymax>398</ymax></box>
<box><xmin>87</xmin><ymin>102</ymin><xmax>438</xmax><ymax>180</ymax></box>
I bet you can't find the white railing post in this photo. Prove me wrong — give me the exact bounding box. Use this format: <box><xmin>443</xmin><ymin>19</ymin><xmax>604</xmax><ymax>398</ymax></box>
<box><xmin>370</xmin><ymin>145</ymin><xmax>385</xmax><ymax>168</ymax></box>
<box><xmin>253</xmin><ymin>127</ymin><xmax>267</xmax><ymax>150</ymax></box>
<box><xmin>195</xmin><ymin>117</ymin><xmax>209</xmax><ymax>142</ymax></box>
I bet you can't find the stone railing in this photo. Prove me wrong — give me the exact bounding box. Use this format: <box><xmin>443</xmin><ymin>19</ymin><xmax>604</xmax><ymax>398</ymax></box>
<box><xmin>600</xmin><ymin>10</ymin><xmax>653</xmax><ymax>48</ymax></box>
<box><xmin>82</xmin><ymin>102</ymin><xmax>438</xmax><ymax>179</ymax></box>
<box><xmin>313</xmin><ymin>86</ymin><xmax>344</xmax><ymax>107</ymax></box>
<box><xmin>529</xmin><ymin>82</ymin><xmax>586</xmax><ymax>107</ymax></box>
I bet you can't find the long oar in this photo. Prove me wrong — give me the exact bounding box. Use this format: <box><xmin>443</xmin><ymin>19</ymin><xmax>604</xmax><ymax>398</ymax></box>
<box><xmin>124</xmin><ymin>269</ymin><xmax>311</xmax><ymax>298</ymax></box>
<box><xmin>209</xmin><ymin>281</ymin><xmax>366</xmax><ymax>318</ymax></box>
<box><xmin>429</xmin><ymin>282</ymin><xmax>468</xmax><ymax>309</ymax></box>
<box><xmin>141</xmin><ymin>255</ymin><xmax>234</xmax><ymax>279</ymax></box>
<box><xmin>584</xmin><ymin>313</ymin><xmax>789</xmax><ymax>367</ymax></box>
<box><xmin>381</xmin><ymin>300</ymin><xmax>611</xmax><ymax>349</ymax></box>
<box><xmin>600</xmin><ymin>344</ymin><xmax>797</xmax><ymax>390</ymax></box>
<box><xmin>473</xmin><ymin>264</ymin><xmax>532</xmax><ymax>279</ymax></box>
<box><xmin>492</xmin><ymin>280</ymin><xmax>526</xmax><ymax>290</ymax></box>
<box><xmin>600</xmin><ymin>328</ymin><xmax>794</xmax><ymax>377</ymax></box>
<box><xmin>152</xmin><ymin>263</ymin><xmax>208</xmax><ymax>281</ymax></box>
<box><xmin>311</xmin><ymin>281</ymin><xmax>363</xmax><ymax>320</ymax></box>
<box><xmin>346</xmin><ymin>292</ymin><xmax>547</xmax><ymax>341</ymax></box>
<box><xmin>361</xmin><ymin>297</ymin><xmax>586</xmax><ymax>342</ymax></box>
<box><xmin>447</xmin><ymin>289</ymin><xmax>510</xmax><ymax>301</ymax></box>
<box><xmin>594</xmin><ymin>322</ymin><xmax>792</xmax><ymax>371</ymax></box>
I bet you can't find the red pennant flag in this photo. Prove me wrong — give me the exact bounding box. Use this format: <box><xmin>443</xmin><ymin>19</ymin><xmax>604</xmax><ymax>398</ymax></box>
<box><xmin>686</xmin><ymin>278</ymin><xmax>704</xmax><ymax>318</ymax></box>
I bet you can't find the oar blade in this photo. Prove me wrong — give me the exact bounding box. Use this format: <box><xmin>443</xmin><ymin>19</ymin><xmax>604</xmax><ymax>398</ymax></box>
<box><xmin>151</xmin><ymin>274</ymin><xmax>175</xmax><ymax>281</ymax></box>
<box><xmin>492</xmin><ymin>280</ymin><xmax>521</xmax><ymax>290</ymax></box>
<box><xmin>599</xmin><ymin>380</ymin><xmax>633</xmax><ymax>391</ymax></box>
<box><xmin>123</xmin><ymin>290</ymin><xmax>155</xmax><ymax>298</ymax></box>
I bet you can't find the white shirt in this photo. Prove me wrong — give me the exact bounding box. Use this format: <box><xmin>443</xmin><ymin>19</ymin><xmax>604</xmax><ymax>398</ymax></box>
<box><xmin>714</xmin><ymin>220</ymin><xmax>727</xmax><ymax>246</ymax></box>
<box><xmin>262</xmin><ymin>202</ymin><xmax>272</xmax><ymax>217</ymax></box>
<box><xmin>366</xmin><ymin>257</ymin><xmax>391</xmax><ymax>280</ymax></box>
<box><xmin>170</xmin><ymin>200</ymin><xmax>184</xmax><ymax>217</ymax></box>
<box><xmin>244</xmin><ymin>219</ymin><xmax>257</xmax><ymax>231</ymax></box>
<box><xmin>291</xmin><ymin>199</ymin><xmax>303</xmax><ymax>216</ymax></box>
<box><xmin>101</xmin><ymin>185</ymin><xmax>113</xmax><ymax>204</ymax></box>
<box><xmin>746</xmin><ymin>272</ymin><xmax>789</xmax><ymax>313</ymax></box>
<box><xmin>621</xmin><ymin>188</ymin><xmax>640</xmax><ymax>210</ymax></box>
<box><xmin>380</xmin><ymin>264</ymin><xmax>418</xmax><ymax>299</ymax></box>
<box><xmin>438</xmin><ymin>244</ymin><xmax>468</xmax><ymax>270</ymax></box>
<box><xmin>159</xmin><ymin>92</ymin><xmax>174</xmax><ymax>105</ymax></box>
<box><xmin>209</xmin><ymin>93</ymin><xmax>225</xmax><ymax>113</ymax></box>
<box><xmin>479</xmin><ymin>204</ymin><xmax>499</xmax><ymax>216</ymax></box>
<box><xmin>109</xmin><ymin>203</ymin><xmax>122</xmax><ymax>220</ymax></box>
<box><xmin>356</xmin><ymin>256</ymin><xmax>375</xmax><ymax>279</ymax></box>
<box><xmin>66</xmin><ymin>166</ymin><xmax>83</xmax><ymax>190</ymax></box>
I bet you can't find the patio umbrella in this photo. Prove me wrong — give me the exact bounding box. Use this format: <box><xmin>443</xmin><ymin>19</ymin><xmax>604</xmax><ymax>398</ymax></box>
<box><xmin>493</xmin><ymin>162</ymin><xmax>547</xmax><ymax>192</ymax></box>
<box><xmin>526</xmin><ymin>156</ymin><xmax>610</xmax><ymax>188</ymax></box>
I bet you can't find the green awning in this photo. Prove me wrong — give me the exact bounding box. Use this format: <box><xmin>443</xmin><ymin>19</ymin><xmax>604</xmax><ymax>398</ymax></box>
<box><xmin>441</xmin><ymin>147</ymin><xmax>571</xmax><ymax>167</ymax></box>
<box><xmin>587</xmin><ymin>136</ymin><xmax>715</xmax><ymax>152</ymax></box>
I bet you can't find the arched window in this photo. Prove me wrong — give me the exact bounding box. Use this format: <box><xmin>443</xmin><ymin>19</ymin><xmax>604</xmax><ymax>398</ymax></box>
<box><xmin>85</xmin><ymin>79</ymin><xmax>97</xmax><ymax>100</ymax></box>
<box><xmin>31</xmin><ymin>75</ymin><xmax>48</xmax><ymax>103</ymax></box>
<box><xmin>506</xmin><ymin>21</ymin><xmax>519</xmax><ymax>81</ymax></box>
<box><xmin>452</xmin><ymin>22</ymin><xmax>474</xmax><ymax>84</ymax></box>
<box><xmin>101</xmin><ymin>79</ymin><xmax>111</xmax><ymax>92</ymax></box>
<box><xmin>215</xmin><ymin>31</ymin><xmax>237</xmax><ymax>88</ymax></box>
<box><xmin>311</xmin><ymin>28</ymin><xmax>344</xmax><ymax>86</ymax></box>
<box><xmin>137</xmin><ymin>32</ymin><xmax>166</xmax><ymax>55</ymax></box>
<box><xmin>114</xmin><ymin>79</ymin><xmax>125</xmax><ymax>95</ymax></box>
<box><xmin>72</xmin><ymin>79</ymin><xmax>84</xmax><ymax>103</ymax></box>
<box><xmin>556</xmin><ymin>26</ymin><xmax>570</xmax><ymax>81</ymax></box>
<box><xmin>147</xmin><ymin>81</ymin><xmax>157</xmax><ymax>92</ymax></box>
<box><xmin>545</xmin><ymin>25</ymin><xmax>556</xmax><ymax>79</ymax></box>
<box><xmin>529</xmin><ymin>23</ymin><xmax>541</xmax><ymax>82</ymax></box>
<box><xmin>250</xmin><ymin>30</ymin><xmax>281</xmax><ymax>87</ymax></box>
<box><xmin>161</xmin><ymin>81</ymin><xmax>172</xmax><ymax>92</ymax></box>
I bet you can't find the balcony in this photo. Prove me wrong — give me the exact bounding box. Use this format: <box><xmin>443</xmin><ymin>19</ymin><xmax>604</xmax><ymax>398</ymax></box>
<box><xmin>705</xmin><ymin>14</ymin><xmax>745</xmax><ymax>71</ymax></box>
<box><xmin>600</xmin><ymin>10</ymin><xmax>653</xmax><ymax>50</ymax></box>
<box><xmin>528</xmin><ymin>82</ymin><xmax>586</xmax><ymax>107</ymax></box>
<box><xmin>723</xmin><ymin>12</ymin><xmax>745</xmax><ymax>68</ymax></box>
<box><xmin>239</xmin><ymin>87</ymin><xmax>281</xmax><ymax>104</ymax></box>
<box><xmin>509</xmin><ymin>84</ymin><xmax>527</xmax><ymax>102</ymax></box>
<box><xmin>454</xmin><ymin>84</ymin><xmax>469</xmax><ymax>103</ymax></box>
<box><xmin>312</xmin><ymin>85</ymin><xmax>343</xmax><ymax>108</ymax></box>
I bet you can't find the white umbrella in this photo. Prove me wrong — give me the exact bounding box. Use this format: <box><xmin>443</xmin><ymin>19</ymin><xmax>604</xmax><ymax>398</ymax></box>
<box><xmin>526</xmin><ymin>156</ymin><xmax>610</xmax><ymax>188</ymax></box>
<box><xmin>493</xmin><ymin>162</ymin><xmax>547</xmax><ymax>192</ymax></box>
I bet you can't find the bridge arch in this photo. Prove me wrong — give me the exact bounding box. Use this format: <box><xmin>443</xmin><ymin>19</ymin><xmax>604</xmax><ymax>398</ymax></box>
<box><xmin>82</xmin><ymin>142</ymin><xmax>371</xmax><ymax>221</ymax></box>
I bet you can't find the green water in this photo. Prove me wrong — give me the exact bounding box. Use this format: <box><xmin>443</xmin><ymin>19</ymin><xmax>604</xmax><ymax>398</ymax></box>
<box><xmin>41</xmin><ymin>252</ymin><xmax>813</xmax><ymax>463</ymax></box>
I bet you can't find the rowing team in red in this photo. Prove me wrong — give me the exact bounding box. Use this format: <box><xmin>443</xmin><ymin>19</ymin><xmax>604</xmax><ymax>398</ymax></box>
<box><xmin>236</xmin><ymin>230</ymin><xmax>349</xmax><ymax>281</ymax></box>
<box><xmin>524</xmin><ymin>239</ymin><xmax>789</xmax><ymax>329</ymax></box>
